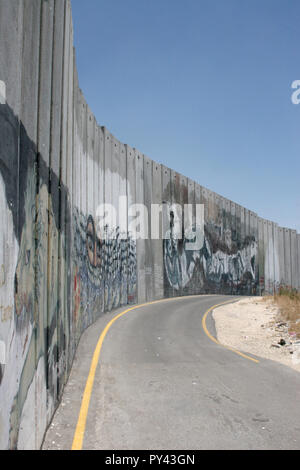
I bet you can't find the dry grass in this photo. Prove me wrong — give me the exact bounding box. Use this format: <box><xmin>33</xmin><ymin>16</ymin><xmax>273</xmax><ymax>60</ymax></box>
<box><xmin>269</xmin><ymin>288</ymin><xmax>300</xmax><ymax>338</ymax></box>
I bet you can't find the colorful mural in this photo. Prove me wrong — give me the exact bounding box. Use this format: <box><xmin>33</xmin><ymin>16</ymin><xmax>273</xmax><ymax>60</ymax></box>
<box><xmin>164</xmin><ymin>214</ymin><xmax>258</xmax><ymax>296</ymax></box>
<box><xmin>0</xmin><ymin>102</ymin><xmax>137</xmax><ymax>449</ymax></box>
<box><xmin>72</xmin><ymin>208</ymin><xmax>137</xmax><ymax>329</ymax></box>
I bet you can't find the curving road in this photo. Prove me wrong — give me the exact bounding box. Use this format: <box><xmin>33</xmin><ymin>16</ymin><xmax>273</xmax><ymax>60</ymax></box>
<box><xmin>43</xmin><ymin>295</ymin><xmax>300</xmax><ymax>450</ymax></box>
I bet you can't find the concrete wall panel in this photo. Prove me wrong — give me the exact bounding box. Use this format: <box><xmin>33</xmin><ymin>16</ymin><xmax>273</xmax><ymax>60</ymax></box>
<box><xmin>235</xmin><ymin>204</ymin><xmax>242</xmax><ymax>251</ymax></box>
<box><xmin>273</xmin><ymin>223</ymin><xmax>280</xmax><ymax>291</ymax></box>
<box><xmin>263</xmin><ymin>220</ymin><xmax>270</xmax><ymax>293</ymax></box>
<box><xmin>240</xmin><ymin>206</ymin><xmax>245</xmax><ymax>244</ymax></box>
<box><xmin>257</xmin><ymin>218</ymin><xmax>265</xmax><ymax>294</ymax></box>
<box><xmin>278</xmin><ymin>227</ymin><xmax>285</xmax><ymax>287</ymax></box>
<box><xmin>161</xmin><ymin>165</ymin><xmax>172</xmax><ymax>298</ymax></box>
<box><xmin>267</xmin><ymin>221</ymin><xmax>275</xmax><ymax>294</ymax></box>
<box><xmin>119</xmin><ymin>142</ymin><xmax>128</xmax><ymax>306</ymax></box>
<box><xmin>144</xmin><ymin>156</ymin><xmax>154</xmax><ymax>302</ymax></box>
<box><xmin>126</xmin><ymin>144</ymin><xmax>137</xmax><ymax>305</ymax></box>
<box><xmin>231</xmin><ymin>201</ymin><xmax>237</xmax><ymax>247</ymax></box>
<box><xmin>135</xmin><ymin>149</ymin><xmax>146</xmax><ymax>303</ymax></box>
<box><xmin>152</xmin><ymin>162</ymin><xmax>163</xmax><ymax>300</ymax></box>
<box><xmin>35</xmin><ymin>0</ymin><xmax>55</xmax><ymax>448</ymax></box>
<box><xmin>284</xmin><ymin>228</ymin><xmax>292</xmax><ymax>288</ymax></box>
<box><xmin>291</xmin><ymin>230</ymin><xmax>298</xmax><ymax>290</ymax></box>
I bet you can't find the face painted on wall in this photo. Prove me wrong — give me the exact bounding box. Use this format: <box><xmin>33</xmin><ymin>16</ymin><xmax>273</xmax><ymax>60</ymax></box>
<box><xmin>86</xmin><ymin>215</ymin><xmax>102</xmax><ymax>269</ymax></box>
<box><xmin>73</xmin><ymin>206</ymin><xmax>137</xmax><ymax>317</ymax></box>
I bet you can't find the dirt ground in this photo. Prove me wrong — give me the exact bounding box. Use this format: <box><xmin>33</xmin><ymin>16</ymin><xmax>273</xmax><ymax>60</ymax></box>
<box><xmin>213</xmin><ymin>297</ymin><xmax>300</xmax><ymax>373</ymax></box>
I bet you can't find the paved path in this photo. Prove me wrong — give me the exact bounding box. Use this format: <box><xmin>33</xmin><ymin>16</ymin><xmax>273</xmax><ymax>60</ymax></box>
<box><xmin>43</xmin><ymin>295</ymin><xmax>300</xmax><ymax>450</ymax></box>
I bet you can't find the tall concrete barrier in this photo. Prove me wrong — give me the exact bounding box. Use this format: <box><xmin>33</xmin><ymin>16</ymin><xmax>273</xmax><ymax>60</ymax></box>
<box><xmin>0</xmin><ymin>0</ymin><xmax>299</xmax><ymax>449</ymax></box>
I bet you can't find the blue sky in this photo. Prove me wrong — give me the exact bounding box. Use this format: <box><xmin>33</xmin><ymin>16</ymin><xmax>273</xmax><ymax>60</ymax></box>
<box><xmin>71</xmin><ymin>0</ymin><xmax>300</xmax><ymax>232</ymax></box>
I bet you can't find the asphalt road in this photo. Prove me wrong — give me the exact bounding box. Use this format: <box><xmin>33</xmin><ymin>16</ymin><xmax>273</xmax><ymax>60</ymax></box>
<box><xmin>43</xmin><ymin>295</ymin><xmax>300</xmax><ymax>450</ymax></box>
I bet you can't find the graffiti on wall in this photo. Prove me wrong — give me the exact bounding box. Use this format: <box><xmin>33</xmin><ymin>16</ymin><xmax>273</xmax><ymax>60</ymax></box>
<box><xmin>0</xmin><ymin>125</ymin><xmax>70</xmax><ymax>449</ymax></box>
<box><xmin>164</xmin><ymin>213</ymin><xmax>258</xmax><ymax>295</ymax></box>
<box><xmin>0</xmin><ymin>102</ymin><xmax>137</xmax><ymax>449</ymax></box>
<box><xmin>72</xmin><ymin>208</ymin><xmax>137</xmax><ymax>332</ymax></box>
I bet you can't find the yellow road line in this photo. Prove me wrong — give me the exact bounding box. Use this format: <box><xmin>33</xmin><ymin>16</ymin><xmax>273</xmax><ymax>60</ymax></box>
<box><xmin>202</xmin><ymin>300</ymin><xmax>260</xmax><ymax>364</ymax></box>
<box><xmin>71</xmin><ymin>295</ymin><xmax>202</xmax><ymax>450</ymax></box>
<box><xmin>72</xmin><ymin>295</ymin><xmax>258</xmax><ymax>450</ymax></box>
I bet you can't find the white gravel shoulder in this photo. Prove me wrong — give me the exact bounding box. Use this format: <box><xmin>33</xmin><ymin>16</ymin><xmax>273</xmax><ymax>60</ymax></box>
<box><xmin>213</xmin><ymin>297</ymin><xmax>300</xmax><ymax>373</ymax></box>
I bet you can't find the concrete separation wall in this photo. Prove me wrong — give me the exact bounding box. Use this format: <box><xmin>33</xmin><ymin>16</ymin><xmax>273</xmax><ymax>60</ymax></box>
<box><xmin>0</xmin><ymin>0</ymin><xmax>299</xmax><ymax>449</ymax></box>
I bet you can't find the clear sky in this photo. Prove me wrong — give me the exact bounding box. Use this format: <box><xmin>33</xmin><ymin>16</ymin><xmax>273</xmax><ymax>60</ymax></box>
<box><xmin>71</xmin><ymin>0</ymin><xmax>300</xmax><ymax>232</ymax></box>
